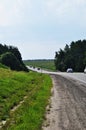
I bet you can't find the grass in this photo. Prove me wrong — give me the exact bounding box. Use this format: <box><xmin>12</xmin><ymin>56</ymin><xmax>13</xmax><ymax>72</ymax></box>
<box><xmin>24</xmin><ymin>59</ymin><xmax>55</xmax><ymax>71</ymax></box>
<box><xmin>0</xmin><ymin>63</ymin><xmax>9</xmax><ymax>69</ymax></box>
<box><xmin>0</xmin><ymin>68</ymin><xmax>52</xmax><ymax>130</ymax></box>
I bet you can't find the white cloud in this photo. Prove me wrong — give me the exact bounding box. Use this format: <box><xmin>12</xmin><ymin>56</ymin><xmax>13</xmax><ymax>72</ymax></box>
<box><xmin>0</xmin><ymin>0</ymin><xmax>86</xmax><ymax>26</ymax></box>
<box><xmin>43</xmin><ymin>0</ymin><xmax>86</xmax><ymax>25</ymax></box>
<box><xmin>0</xmin><ymin>0</ymin><xmax>86</xmax><ymax>59</ymax></box>
<box><xmin>0</xmin><ymin>0</ymin><xmax>32</xmax><ymax>26</ymax></box>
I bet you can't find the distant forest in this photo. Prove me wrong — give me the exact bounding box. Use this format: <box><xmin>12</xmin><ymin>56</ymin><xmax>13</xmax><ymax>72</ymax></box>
<box><xmin>0</xmin><ymin>44</ymin><xmax>28</xmax><ymax>71</ymax></box>
<box><xmin>54</xmin><ymin>40</ymin><xmax>86</xmax><ymax>72</ymax></box>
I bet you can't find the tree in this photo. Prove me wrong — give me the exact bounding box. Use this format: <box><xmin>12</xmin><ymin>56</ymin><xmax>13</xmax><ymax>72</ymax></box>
<box><xmin>54</xmin><ymin>49</ymin><xmax>65</xmax><ymax>71</ymax></box>
<box><xmin>0</xmin><ymin>44</ymin><xmax>29</xmax><ymax>72</ymax></box>
<box><xmin>8</xmin><ymin>46</ymin><xmax>22</xmax><ymax>61</ymax></box>
<box><xmin>0</xmin><ymin>52</ymin><xmax>23</xmax><ymax>71</ymax></box>
<box><xmin>54</xmin><ymin>40</ymin><xmax>86</xmax><ymax>72</ymax></box>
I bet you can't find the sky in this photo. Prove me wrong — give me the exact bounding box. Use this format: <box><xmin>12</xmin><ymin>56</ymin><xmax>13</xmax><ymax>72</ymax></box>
<box><xmin>0</xmin><ymin>0</ymin><xmax>86</xmax><ymax>59</ymax></box>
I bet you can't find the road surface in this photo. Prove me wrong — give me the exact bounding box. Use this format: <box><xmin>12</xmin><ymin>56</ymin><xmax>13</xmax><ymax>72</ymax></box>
<box><xmin>27</xmin><ymin>66</ymin><xmax>86</xmax><ymax>84</ymax></box>
<box><xmin>42</xmin><ymin>74</ymin><xmax>86</xmax><ymax>130</ymax></box>
<box><xmin>27</xmin><ymin>66</ymin><xmax>86</xmax><ymax>130</ymax></box>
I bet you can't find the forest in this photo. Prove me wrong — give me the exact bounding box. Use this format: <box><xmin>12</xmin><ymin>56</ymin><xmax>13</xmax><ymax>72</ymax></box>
<box><xmin>54</xmin><ymin>40</ymin><xmax>86</xmax><ymax>72</ymax></box>
<box><xmin>0</xmin><ymin>44</ymin><xmax>28</xmax><ymax>71</ymax></box>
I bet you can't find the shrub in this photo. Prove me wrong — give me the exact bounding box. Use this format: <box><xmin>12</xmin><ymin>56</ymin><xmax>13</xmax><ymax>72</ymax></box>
<box><xmin>0</xmin><ymin>52</ymin><xmax>28</xmax><ymax>71</ymax></box>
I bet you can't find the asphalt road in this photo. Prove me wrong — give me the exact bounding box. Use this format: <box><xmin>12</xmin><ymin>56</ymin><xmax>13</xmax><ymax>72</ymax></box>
<box><xmin>42</xmin><ymin>74</ymin><xmax>86</xmax><ymax>130</ymax></box>
<box><xmin>28</xmin><ymin>66</ymin><xmax>86</xmax><ymax>129</ymax></box>
<box><xmin>57</xmin><ymin>72</ymin><xmax>86</xmax><ymax>84</ymax></box>
<box><xmin>27</xmin><ymin>66</ymin><xmax>86</xmax><ymax>84</ymax></box>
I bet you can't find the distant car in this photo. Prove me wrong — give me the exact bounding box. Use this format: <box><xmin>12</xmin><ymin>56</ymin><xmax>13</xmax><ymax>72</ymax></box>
<box><xmin>84</xmin><ymin>67</ymin><xmax>86</xmax><ymax>73</ymax></box>
<box><xmin>67</xmin><ymin>68</ymin><xmax>73</xmax><ymax>73</ymax></box>
<box><xmin>33</xmin><ymin>66</ymin><xmax>35</xmax><ymax>69</ymax></box>
<box><xmin>37</xmin><ymin>67</ymin><xmax>40</xmax><ymax>70</ymax></box>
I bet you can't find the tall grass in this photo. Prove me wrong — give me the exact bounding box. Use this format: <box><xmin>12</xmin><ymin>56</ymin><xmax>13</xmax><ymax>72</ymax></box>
<box><xmin>0</xmin><ymin>68</ymin><xmax>52</xmax><ymax>130</ymax></box>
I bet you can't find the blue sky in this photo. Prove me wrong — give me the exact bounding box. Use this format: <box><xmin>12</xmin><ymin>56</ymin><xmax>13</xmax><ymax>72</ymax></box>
<box><xmin>0</xmin><ymin>0</ymin><xmax>86</xmax><ymax>59</ymax></box>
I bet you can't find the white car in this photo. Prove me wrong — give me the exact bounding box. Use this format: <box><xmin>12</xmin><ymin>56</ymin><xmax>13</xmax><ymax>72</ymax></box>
<box><xmin>67</xmin><ymin>68</ymin><xmax>73</xmax><ymax>73</ymax></box>
<box><xmin>84</xmin><ymin>67</ymin><xmax>86</xmax><ymax>73</ymax></box>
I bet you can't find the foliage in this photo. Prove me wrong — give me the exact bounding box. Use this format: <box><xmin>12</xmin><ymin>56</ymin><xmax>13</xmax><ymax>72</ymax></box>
<box><xmin>0</xmin><ymin>52</ymin><xmax>22</xmax><ymax>71</ymax></box>
<box><xmin>24</xmin><ymin>59</ymin><xmax>55</xmax><ymax>71</ymax></box>
<box><xmin>0</xmin><ymin>63</ymin><xmax>9</xmax><ymax>69</ymax></box>
<box><xmin>0</xmin><ymin>44</ymin><xmax>28</xmax><ymax>72</ymax></box>
<box><xmin>54</xmin><ymin>40</ymin><xmax>86</xmax><ymax>72</ymax></box>
<box><xmin>0</xmin><ymin>68</ymin><xmax>52</xmax><ymax>130</ymax></box>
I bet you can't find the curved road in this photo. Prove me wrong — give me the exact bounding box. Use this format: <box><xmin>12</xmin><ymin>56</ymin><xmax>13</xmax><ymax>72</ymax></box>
<box><xmin>42</xmin><ymin>74</ymin><xmax>86</xmax><ymax>130</ymax></box>
<box><xmin>28</xmin><ymin>66</ymin><xmax>86</xmax><ymax>130</ymax></box>
<box><xmin>57</xmin><ymin>72</ymin><xmax>86</xmax><ymax>84</ymax></box>
<box><xmin>27</xmin><ymin>66</ymin><xmax>86</xmax><ymax>84</ymax></box>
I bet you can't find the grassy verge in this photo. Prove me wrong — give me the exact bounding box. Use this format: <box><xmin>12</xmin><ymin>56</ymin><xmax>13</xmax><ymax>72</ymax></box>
<box><xmin>0</xmin><ymin>68</ymin><xmax>52</xmax><ymax>130</ymax></box>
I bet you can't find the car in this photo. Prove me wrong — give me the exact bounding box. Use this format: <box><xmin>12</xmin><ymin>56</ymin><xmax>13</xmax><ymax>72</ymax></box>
<box><xmin>37</xmin><ymin>67</ymin><xmax>40</xmax><ymax>70</ymax></box>
<box><xmin>84</xmin><ymin>67</ymin><xmax>86</xmax><ymax>73</ymax></box>
<box><xmin>67</xmin><ymin>68</ymin><xmax>73</xmax><ymax>73</ymax></box>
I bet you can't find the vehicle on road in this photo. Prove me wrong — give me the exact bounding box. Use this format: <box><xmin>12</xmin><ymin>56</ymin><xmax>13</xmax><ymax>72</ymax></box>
<box><xmin>67</xmin><ymin>68</ymin><xmax>73</xmax><ymax>73</ymax></box>
<box><xmin>84</xmin><ymin>67</ymin><xmax>86</xmax><ymax>73</ymax></box>
<box><xmin>37</xmin><ymin>67</ymin><xmax>40</xmax><ymax>70</ymax></box>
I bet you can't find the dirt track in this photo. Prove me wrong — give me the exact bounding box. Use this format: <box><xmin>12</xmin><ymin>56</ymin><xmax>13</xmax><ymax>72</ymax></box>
<box><xmin>42</xmin><ymin>74</ymin><xmax>86</xmax><ymax>130</ymax></box>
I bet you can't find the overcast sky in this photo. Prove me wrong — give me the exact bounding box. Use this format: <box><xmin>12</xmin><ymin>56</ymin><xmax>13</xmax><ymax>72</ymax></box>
<box><xmin>0</xmin><ymin>0</ymin><xmax>86</xmax><ymax>59</ymax></box>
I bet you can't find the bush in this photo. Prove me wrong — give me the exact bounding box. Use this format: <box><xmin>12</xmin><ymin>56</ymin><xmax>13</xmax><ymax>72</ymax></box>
<box><xmin>0</xmin><ymin>63</ymin><xmax>9</xmax><ymax>69</ymax></box>
<box><xmin>0</xmin><ymin>52</ymin><xmax>28</xmax><ymax>71</ymax></box>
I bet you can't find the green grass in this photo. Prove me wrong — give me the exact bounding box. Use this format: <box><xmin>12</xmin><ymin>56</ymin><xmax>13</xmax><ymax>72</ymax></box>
<box><xmin>24</xmin><ymin>59</ymin><xmax>55</xmax><ymax>71</ymax></box>
<box><xmin>0</xmin><ymin>63</ymin><xmax>9</xmax><ymax>69</ymax></box>
<box><xmin>0</xmin><ymin>68</ymin><xmax>52</xmax><ymax>130</ymax></box>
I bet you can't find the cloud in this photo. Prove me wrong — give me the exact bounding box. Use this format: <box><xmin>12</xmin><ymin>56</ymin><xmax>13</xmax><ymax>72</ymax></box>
<box><xmin>43</xmin><ymin>0</ymin><xmax>86</xmax><ymax>25</ymax></box>
<box><xmin>0</xmin><ymin>0</ymin><xmax>86</xmax><ymax>27</ymax></box>
<box><xmin>0</xmin><ymin>0</ymin><xmax>32</xmax><ymax>26</ymax></box>
<box><xmin>0</xmin><ymin>0</ymin><xmax>86</xmax><ymax>59</ymax></box>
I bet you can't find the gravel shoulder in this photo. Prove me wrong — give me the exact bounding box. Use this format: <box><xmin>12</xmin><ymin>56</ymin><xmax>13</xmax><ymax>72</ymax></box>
<box><xmin>42</xmin><ymin>74</ymin><xmax>86</xmax><ymax>130</ymax></box>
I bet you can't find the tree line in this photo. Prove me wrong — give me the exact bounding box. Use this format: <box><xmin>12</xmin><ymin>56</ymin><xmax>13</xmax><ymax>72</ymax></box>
<box><xmin>54</xmin><ymin>40</ymin><xmax>86</xmax><ymax>72</ymax></box>
<box><xmin>0</xmin><ymin>44</ymin><xmax>28</xmax><ymax>71</ymax></box>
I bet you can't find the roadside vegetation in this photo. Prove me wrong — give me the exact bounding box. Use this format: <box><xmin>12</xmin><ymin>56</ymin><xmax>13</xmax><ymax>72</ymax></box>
<box><xmin>0</xmin><ymin>68</ymin><xmax>52</xmax><ymax>130</ymax></box>
<box><xmin>0</xmin><ymin>44</ymin><xmax>28</xmax><ymax>72</ymax></box>
<box><xmin>0</xmin><ymin>63</ymin><xmax>9</xmax><ymax>69</ymax></box>
<box><xmin>24</xmin><ymin>59</ymin><xmax>55</xmax><ymax>71</ymax></box>
<box><xmin>55</xmin><ymin>40</ymin><xmax>86</xmax><ymax>72</ymax></box>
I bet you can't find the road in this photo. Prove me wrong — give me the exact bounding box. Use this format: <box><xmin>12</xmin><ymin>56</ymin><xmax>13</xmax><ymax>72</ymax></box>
<box><xmin>42</xmin><ymin>74</ymin><xmax>86</xmax><ymax>130</ymax></box>
<box><xmin>57</xmin><ymin>72</ymin><xmax>86</xmax><ymax>84</ymax></box>
<box><xmin>27</xmin><ymin>66</ymin><xmax>86</xmax><ymax>130</ymax></box>
<box><xmin>27</xmin><ymin>66</ymin><xmax>86</xmax><ymax>84</ymax></box>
